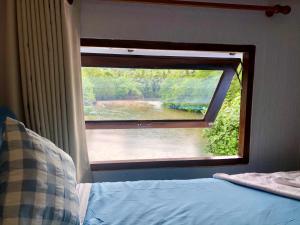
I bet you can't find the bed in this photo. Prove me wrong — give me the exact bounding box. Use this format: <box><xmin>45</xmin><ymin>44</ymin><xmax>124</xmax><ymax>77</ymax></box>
<box><xmin>77</xmin><ymin>172</ymin><xmax>300</xmax><ymax>225</ymax></box>
<box><xmin>2</xmin><ymin>116</ymin><xmax>300</xmax><ymax>225</ymax></box>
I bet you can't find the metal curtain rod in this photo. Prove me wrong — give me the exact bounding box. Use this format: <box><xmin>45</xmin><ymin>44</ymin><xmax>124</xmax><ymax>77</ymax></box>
<box><xmin>110</xmin><ymin>0</ymin><xmax>291</xmax><ymax>17</ymax></box>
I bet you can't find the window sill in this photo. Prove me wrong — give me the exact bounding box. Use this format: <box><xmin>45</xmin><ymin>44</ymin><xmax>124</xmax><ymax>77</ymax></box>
<box><xmin>90</xmin><ymin>156</ymin><xmax>249</xmax><ymax>171</ymax></box>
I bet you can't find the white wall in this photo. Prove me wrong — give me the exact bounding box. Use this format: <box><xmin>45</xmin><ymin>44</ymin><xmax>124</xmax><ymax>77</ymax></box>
<box><xmin>81</xmin><ymin>0</ymin><xmax>300</xmax><ymax>182</ymax></box>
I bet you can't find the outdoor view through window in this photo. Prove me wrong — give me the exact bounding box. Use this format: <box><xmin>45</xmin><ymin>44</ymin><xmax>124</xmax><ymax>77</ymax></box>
<box><xmin>81</xmin><ymin>39</ymin><xmax>251</xmax><ymax>168</ymax></box>
<box><xmin>82</xmin><ymin>61</ymin><xmax>243</xmax><ymax>163</ymax></box>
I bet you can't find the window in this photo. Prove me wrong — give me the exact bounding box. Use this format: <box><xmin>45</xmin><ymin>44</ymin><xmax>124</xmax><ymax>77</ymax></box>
<box><xmin>81</xmin><ymin>39</ymin><xmax>255</xmax><ymax>170</ymax></box>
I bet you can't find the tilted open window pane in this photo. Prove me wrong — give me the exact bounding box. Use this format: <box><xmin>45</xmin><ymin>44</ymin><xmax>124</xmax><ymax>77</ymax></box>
<box><xmin>82</xmin><ymin>68</ymin><xmax>223</xmax><ymax>121</ymax></box>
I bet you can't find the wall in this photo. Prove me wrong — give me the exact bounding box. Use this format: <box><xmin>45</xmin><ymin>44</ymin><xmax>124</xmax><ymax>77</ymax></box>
<box><xmin>81</xmin><ymin>0</ymin><xmax>300</xmax><ymax>182</ymax></box>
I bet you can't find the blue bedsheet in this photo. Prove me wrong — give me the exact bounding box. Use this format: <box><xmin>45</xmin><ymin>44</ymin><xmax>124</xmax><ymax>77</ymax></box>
<box><xmin>83</xmin><ymin>178</ymin><xmax>300</xmax><ymax>225</ymax></box>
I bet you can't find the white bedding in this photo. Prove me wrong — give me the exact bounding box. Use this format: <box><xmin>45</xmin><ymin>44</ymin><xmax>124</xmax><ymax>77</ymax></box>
<box><xmin>76</xmin><ymin>183</ymin><xmax>92</xmax><ymax>224</ymax></box>
<box><xmin>214</xmin><ymin>171</ymin><xmax>300</xmax><ymax>200</ymax></box>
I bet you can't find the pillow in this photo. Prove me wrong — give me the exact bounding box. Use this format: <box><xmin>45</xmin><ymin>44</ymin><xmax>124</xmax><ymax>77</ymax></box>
<box><xmin>0</xmin><ymin>117</ymin><xmax>80</xmax><ymax>225</ymax></box>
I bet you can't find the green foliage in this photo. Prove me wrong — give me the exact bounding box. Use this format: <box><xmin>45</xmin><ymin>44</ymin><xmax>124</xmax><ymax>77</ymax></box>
<box><xmin>203</xmin><ymin>75</ymin><xmax>241</xmax><ymax>156</ymax></box>
<box><xmin>81</xmin><ymin>68</ymin><xmax>222</xmax><ymax>109</ymax></box>
<box><xmin>163</xmin><ymin>102</ymin><xmax>208</xmax><ymax>113</ymax></box>
<box><xmin>82</xmin><ymin>76</ymin><xmax>96</xmax><ymax>106</ymax></box>
<box><xmin>159</xmin><ymin>70</ymin><xmax>222</xmax><ymax>112</ymax></box>
<box><xmin>82</xmin><ymin>68</ymin><xmax>167</xmax><ymax>100</ymax></box>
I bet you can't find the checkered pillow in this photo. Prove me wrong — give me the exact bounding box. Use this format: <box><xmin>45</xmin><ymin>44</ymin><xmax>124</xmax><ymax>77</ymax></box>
<box><xmin>0</xmin><ymin>117</ymin><xmax>80</xmax><ymax>225</ymax></box>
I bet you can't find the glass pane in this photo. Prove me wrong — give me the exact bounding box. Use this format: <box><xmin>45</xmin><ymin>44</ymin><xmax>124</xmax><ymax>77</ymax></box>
<box><xmin>82</xmin><ymin>68</ymin><xmax>223</xmax><ymax>121</ymax></box>
<box><xmin>86</xmin><ymin>128</ymin><xmax>211</xmax><ymax>162</ymax></box>
<box><xmin>85</xmin><ymin>74</ymin><xmax>242</xmax><ymax>162</ymax></box>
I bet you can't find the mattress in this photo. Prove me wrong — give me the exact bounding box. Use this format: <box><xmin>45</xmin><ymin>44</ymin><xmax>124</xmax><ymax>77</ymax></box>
<box><xmin>77</xmin><ymin>178</ymin><xmax>300</xmax><ymax>225</ymax></box>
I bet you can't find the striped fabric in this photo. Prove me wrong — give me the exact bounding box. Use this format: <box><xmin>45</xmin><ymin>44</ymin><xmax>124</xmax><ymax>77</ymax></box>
<box><xmin>0</xmin><ymin>118</ymin><xmax>80</xmax><ymax>225</ymax></box>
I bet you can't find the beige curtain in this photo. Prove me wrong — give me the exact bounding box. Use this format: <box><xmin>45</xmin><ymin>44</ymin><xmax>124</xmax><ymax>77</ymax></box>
<box><xmin>0</xmin><ymin>0</ymin><xmax>92</xmax><ymax>182</ymax></box>
<box><xmin>0</xmin><ymin>0</ymin><xmax>24</xmax><ymax>119</ymax></box>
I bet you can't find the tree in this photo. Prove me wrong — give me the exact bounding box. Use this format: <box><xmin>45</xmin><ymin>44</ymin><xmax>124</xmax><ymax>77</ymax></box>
<box><xmin>203</xmin><ymin>75</ymin><xmax>241</xmax><ymax>156</ymax></box>
<box><xmin>82</xmin><ymin>76</ymin><xmax>96</xmax><ymax>106</ymax></box>
<box><xmin>159</xmin><ymin>70</ymin><xmax>222</xmax><ymax>113</ymax></box>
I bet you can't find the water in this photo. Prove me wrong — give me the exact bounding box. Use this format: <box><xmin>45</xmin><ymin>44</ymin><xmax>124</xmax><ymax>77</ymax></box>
<box><xmin>85</xmin><ymin>100</ymin><xmax>210</xmax><ymax>162</ymax></box>
<box><xmin>85</xmin><ymin>100</ymin><xmax>205</xmax><ymax>121</ymax></box>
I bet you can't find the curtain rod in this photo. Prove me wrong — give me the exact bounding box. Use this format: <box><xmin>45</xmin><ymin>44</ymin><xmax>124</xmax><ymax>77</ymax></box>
<box><xmin>109</xmin><ymin>0</ymin><xmax>291</xmax><ymax>17</ymax></box>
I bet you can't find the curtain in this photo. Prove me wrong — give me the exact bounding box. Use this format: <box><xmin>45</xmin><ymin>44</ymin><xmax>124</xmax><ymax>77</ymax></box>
<box><xmin>0</xmin><ymin>0</ymin><xmax>24</xmax><ymax>119</ymax></box>
<box><xmin>0</xmin><ymin>0</ymin><xmax>92</xmax><ymax>183</ymax></box>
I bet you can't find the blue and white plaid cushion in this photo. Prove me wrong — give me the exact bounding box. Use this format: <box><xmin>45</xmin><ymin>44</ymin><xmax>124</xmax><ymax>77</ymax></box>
<box><xmin>0</xmin><ymin>117</ymin><xmax>80</xmax><ymax>225</ymax></box>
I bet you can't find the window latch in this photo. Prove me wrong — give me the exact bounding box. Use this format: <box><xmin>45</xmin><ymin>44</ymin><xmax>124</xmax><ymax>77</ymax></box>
<box><xmin>137</xmin><ymin>122</ymin><xmax>153</xmax><ymax>128</ymax></box>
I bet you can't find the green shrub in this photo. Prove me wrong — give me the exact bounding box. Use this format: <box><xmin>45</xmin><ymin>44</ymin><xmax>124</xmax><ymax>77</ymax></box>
<box><xmin>163</xmin><ymin>102</ymin><xmax>208</xmax><ymax>113</ymax></box>
<box><xmin>82</xmin><ymin>76</ymin><xmax>96</xmax><ymax>106</ymax></box>
<box><xmin>203</xmin><ymin>76</ymin><xmax>241</xmax><ymax>156</ymax></box>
